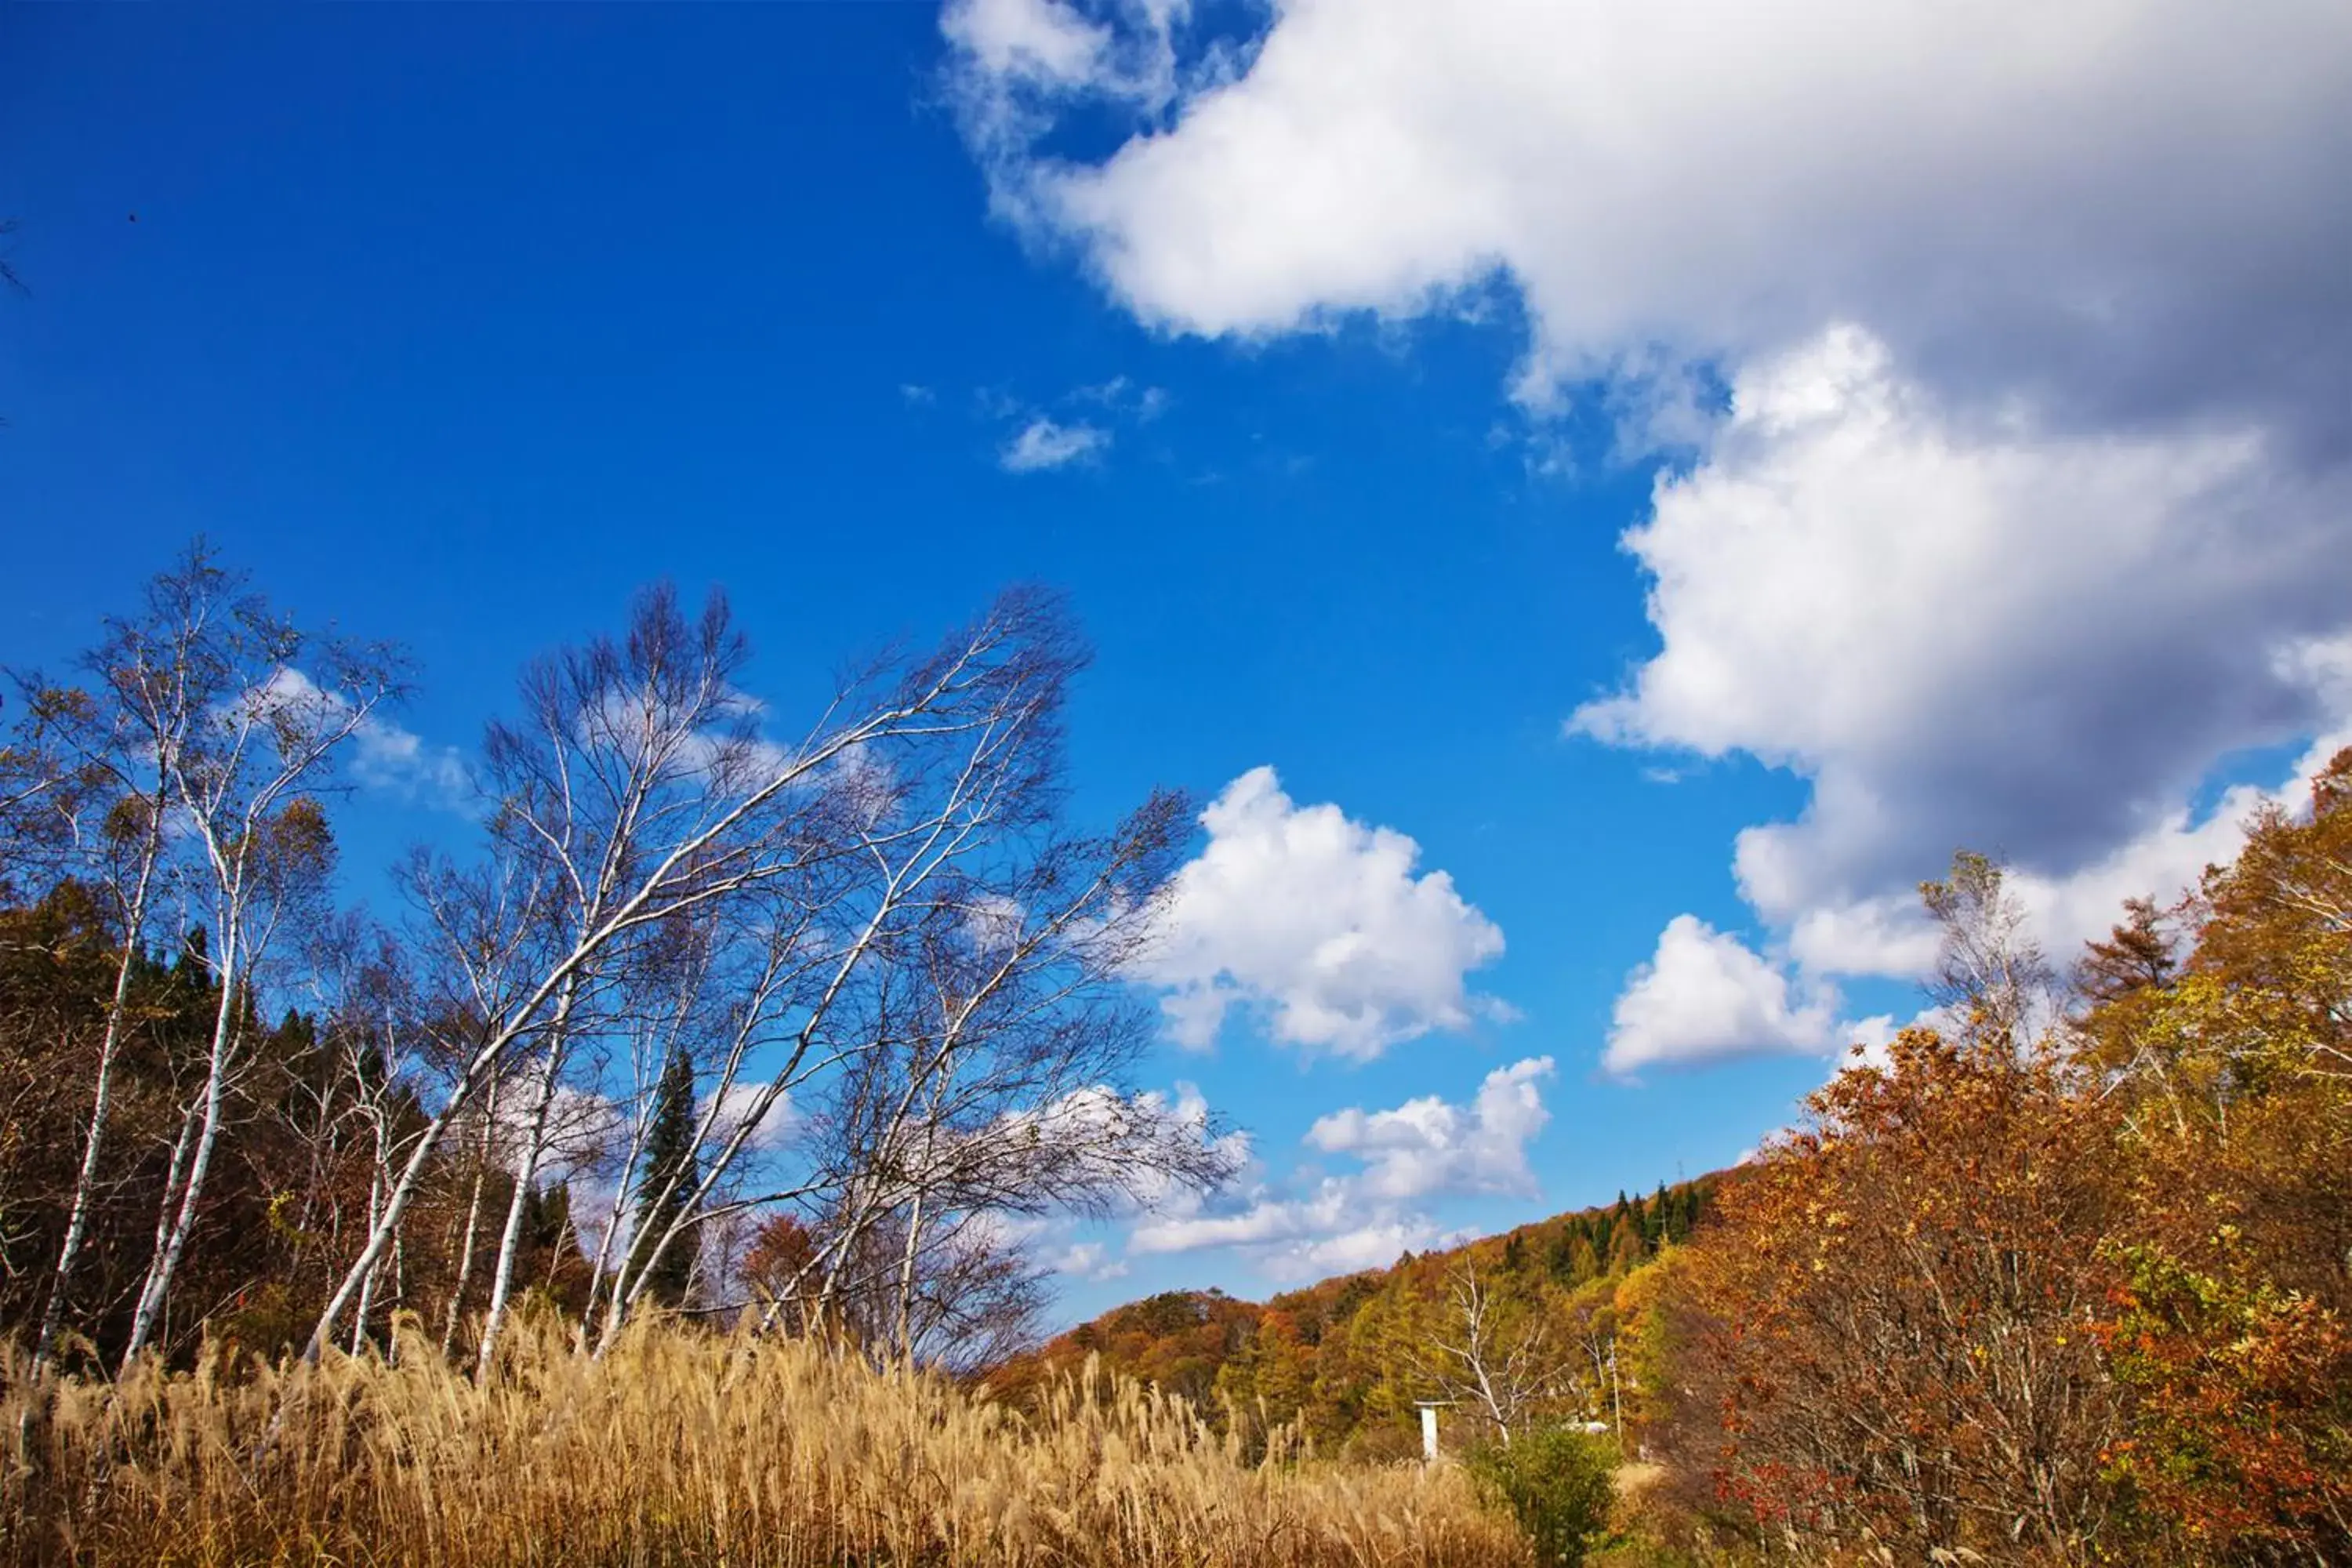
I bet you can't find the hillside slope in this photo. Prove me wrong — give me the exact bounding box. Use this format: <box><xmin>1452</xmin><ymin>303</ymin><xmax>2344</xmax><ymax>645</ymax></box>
<box><xmin>982</xmin><ymin>1175</ymin><xmax>1719</xmax><ymax>1460</ymax></box>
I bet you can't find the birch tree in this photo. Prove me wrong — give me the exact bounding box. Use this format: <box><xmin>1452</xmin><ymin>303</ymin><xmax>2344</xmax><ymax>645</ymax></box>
<box><xmin>303</xmin><ymin>585</ymin><xmax>1086</xmax><ymax>1364</ymax></box>
<box><xmin>118</xmin><ymin>564</ymin><xmax>405</xmax><ymax>1368</ymax></box>
<box><xmin>1413</xmin><ymin>1261</ymin><xmax>1576</xmax><ymax>1446</ymax></box>
<box><xmin>12</xmin><ymin>655</ymin><xmax>179</xmax><ymax>1366</ymax></box>
<box><xmin>392</xmin><ymin>847</ymin><xmax>557</xmax><ymax>1360</ymax></box>
<box><xmin>599</xmin><ymin>669</ymin><xmax>1241</xmax><ymax>1360</ymax></box>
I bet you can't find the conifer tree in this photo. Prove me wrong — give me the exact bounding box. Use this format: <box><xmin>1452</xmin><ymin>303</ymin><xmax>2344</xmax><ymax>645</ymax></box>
<box><xmin>629</xmin><ymin>1049</ymin><xmax>700</xmax><ymax>1309</ymax></box>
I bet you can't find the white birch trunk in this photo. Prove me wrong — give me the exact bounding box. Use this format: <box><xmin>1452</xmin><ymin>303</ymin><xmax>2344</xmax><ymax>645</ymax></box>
<box><xmin>33</xmin><ymin>814</ymin><xmax>163</xmax><ymax>1366</ymax></box>
<box><xmin>120</xmin><ymin>916</ymin><xmax>242</xmax><ymax>1370</ymax></box>
<box><xmin>474</xmin><ymin>991</ymin><xmax>575</xmax><ymax>1376</ymax></box>
<box><xmin>440</xmin><ymin>1078</ymin><xmax>503</xmax><ymax>1360</ymax></box>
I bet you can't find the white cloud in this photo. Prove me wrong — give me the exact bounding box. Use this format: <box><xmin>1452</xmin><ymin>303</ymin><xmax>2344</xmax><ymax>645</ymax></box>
<box><xmin>492</xmin><ymin>1076</ymin><xmax>623</xmax><ymax>1181</ymax></box>
<box><xmin>960</xmin><ymin>891</ymin><xmax>1027</xmax><ymax>956</ymax></box>
<box><xmin>2005</xmin><ymin>718</ymin><xmax>2352</xmax><ymax>965</ymax></box>
<box><xmin>352</xmin><ymin>717</ymin><xmax>476</xmax><ymax>810</ymax></box>
<box><xmin>1003</xmin><ymin>1080</ymin><xmax>1248</xmax><ymax>1207</ymax></box>
<box><xmin>1572</xmin><ymin>328</ymin><xmax>2352</xmax><ymax>927</ymax></box>
<box><xmin>1606</xmin><ymin>915</ymin><xmax>1852</xmax><ymax>1076</ymax></box>
<box><xmin>1069</xmin><ymin>374</ymin><xmax>1170</xmax><ymax>421</ymax></box>
<box><xmin>1128</xmin><ymin>1181</ymin><xmax>1346</xmax><ymax>1256</ymax></box>
<box><xmin>1135</xmin><ymin>767</ymin><xmax>1505</xmax><ymax>1058</ymax></box>
<box><xmin>700</xmin><ymin>1081</ymin><xmax>797</xmax><ymax>1155</ymax></box>
<box><xmin>946</xmin><ymin>0</ymin><xmax>2350</xmax><ymax>452</ymax></box>
<box><xmin>1611</xmin><ymin>726</ymin><xmax>2352</xmax><ymax>1077</ymax></box>
<box><xmin>946</xmin><ymin>1</ymin><xmax>2352</xmax><ymax>1077</ymax></box>
<box><xmin>1000</xmin><ymin>415</ymin><xmax>1112</xmax><ymax>472</ymax></box>
<box><xmin>982</xmin><ymin>379</ymin><xmax>1163</xmax><ymax>472</ymax></box>
<box><xmin>1290</xmin><ymin>1218</ymin><xmax>1444</xmax><ymax>1279</ymax></box>
<box><xmin>1571</xmin><ymin>332</ymin><xmax>2352</xmax><ymax>1068</ymax></box>
<box><xmin>1051</xmin><ymin>1240</ymin><xmax>1131</xmax><ymax>1282</ymax></box>
<box><xmin>1306</xmin><ymin>1056</ymin><xmax>1552</xmax><ymax>1200</ymax></box>
<box><xmin>245</xmin><ymin>666</ymin><xmax>476</xmax><ymax>811</ymax></box>
<box><xmin>1786</xmin><ymin>895</ymin><xmax>1941</xmax><ymax>982</ymax></box>
<box><xmin>943</xmin><ymin>0</ymin><xmax>1114</xmax><ymax>96</ymax></box>
<box><xmin>1128</xmin><ymin>1176</ymin><xmax>1443</xmax><ymax>1282</ymax></box>
<box><xmin>1127</xmin><ymin>1057</ymin><xmax>1552</xmax><ymax>1281</ymax></box>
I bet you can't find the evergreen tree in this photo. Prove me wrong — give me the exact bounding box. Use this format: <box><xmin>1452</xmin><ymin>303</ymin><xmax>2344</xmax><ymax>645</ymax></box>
<box><xmin>629</xmin><ymin>1049</ymin><xmax>700</xmax><ymax>1309</ymax></box>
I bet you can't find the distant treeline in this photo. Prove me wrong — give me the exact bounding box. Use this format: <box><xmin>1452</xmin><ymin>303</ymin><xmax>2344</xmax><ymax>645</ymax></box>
<box><xmin>984</xmin><ymin>1175</ymin><xmax>1715</xmax><ymax>1461</ymax></box>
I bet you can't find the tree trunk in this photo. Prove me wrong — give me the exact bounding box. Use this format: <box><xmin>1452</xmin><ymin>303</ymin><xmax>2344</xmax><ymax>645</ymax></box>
<box><xmin>121</xmin><ymin>926</ymin><xmax>241</xmax><ymax>1370</ymax></box>
<box><xmin>349</xmin><ymin>1166</ymin><xmax>385</xmax><ymax>1356</ymax></box>
<box><xmin>34</xmin><ymin>820</ymin><xmax>162</xmax><ymax>1367</ymax></box>
<box><xmin>475</xmin><ymin>981</ymin><xmax>577</xmax><ymax>1377</ymax></box>
<box><xmin>440</xmin><ymin>1078</ymin><xmax>502</xmax><ymax>1361</ymax></box>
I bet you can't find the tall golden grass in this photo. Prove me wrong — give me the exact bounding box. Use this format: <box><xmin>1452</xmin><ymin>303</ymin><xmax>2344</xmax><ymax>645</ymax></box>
<box><xmin>3</xmin><ymin>1316</ymin><xmax>1531</xmax><ymax>1567</ymax></box>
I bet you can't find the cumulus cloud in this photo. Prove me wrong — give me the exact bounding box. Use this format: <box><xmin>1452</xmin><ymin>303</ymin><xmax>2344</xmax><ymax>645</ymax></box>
<box><xmin>946</xmin><ymin>1</ymin><xmax>2352</xmax><ymax>1075</ymax></box>
<box><xmin>1003</xmin><ymin>1080</ymin><xmax>1249</xmax><ymax>1207</ymax></box>
<box><xmin>2005</xmin><ymin>723</ymin><xmax>2352</xmax><ymax>965</ymax></box>
<box><xmin>944</xmin><ymin>0</ymin><xmax>1116</xmax><ymax>98</ymax></box>
<box><xmin>1127</xmin><ymin>1177</ymin><xmax>1442</xmax><ymax>1282</ymax></box>
<box><xmin>1135</xmin><ymin>767</ymin><xmax>1506</xmax><ymax>1058</ymax></box>
<box><xmin>1606</xmin><ymin>915</ymin><xmax>1889</xmax><ymax>1076</ymax></box>
<box><xmin>1289</xmin><ymin>1218</ymin><xmax>1450</xmax><ymax>1279</ymax></box>
<box><xmin>1130</xmin><ymin>1058</ymin><xmax>1552</xmax><ymax>1280</ymax></box>
<box><xmin>1581</xmin><ymin>331</ymin><xmax>2352</xmax><ymax>1068</ymax></box>
<box><xmin>946</xmin><ymin>0</ymin><xmax>2350</xmax><ymax>452</ymax></box>
<box><xmin>352</xmin><ymin>718</ymin><xmax>476</xmax><ymax>811</ymax></box>
<box><xmin>246</xmin><ymin>666</ymin><xmax>476</xmax><ymax>811</ymax></box>
<box><xmin>1000</xmin><ymin>415</ymin><xmax>1112</xmax><ymax>471</ymax></box>
<box><xmin>1051</xmin><ymin>1240</ymin><xmax>1131</xmax><ymax>1282</ymax></box>
<box><xmin>1573</xmin><ymin>328</ymin><xmax>2352</xmax><ymax>927</ymax></box>
<box><xmin>1306</xmin><ymin>1056</ymin><xmax>1552</xmax><ymax>1200</ymax></box>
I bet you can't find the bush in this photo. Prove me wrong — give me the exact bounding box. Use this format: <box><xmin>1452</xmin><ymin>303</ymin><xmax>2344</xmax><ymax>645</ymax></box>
<box><xmin>1465</xmin><ymin>1423</ymin><xmax>1618</xmax><ymax>1567</ymax></box>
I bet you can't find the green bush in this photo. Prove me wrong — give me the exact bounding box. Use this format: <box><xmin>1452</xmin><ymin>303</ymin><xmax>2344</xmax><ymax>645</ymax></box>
<box><xmin>1464</xmin><ymin>1424</ymin><xmax>1617</xmax><ymax>1568</ymax></box>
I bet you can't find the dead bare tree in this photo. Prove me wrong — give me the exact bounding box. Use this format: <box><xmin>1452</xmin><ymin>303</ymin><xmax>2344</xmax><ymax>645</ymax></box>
<box><xmin>1414</xmin><ymin>1261</ymin><xmax>1577</xmax><ymax>1446</ymax></box>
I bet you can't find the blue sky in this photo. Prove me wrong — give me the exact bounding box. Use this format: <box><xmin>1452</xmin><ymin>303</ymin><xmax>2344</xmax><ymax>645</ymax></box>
<box><xmin>5</xmin><ymin>2</ymin><xmax>2347</xmax><ymax>1323</ymax></box>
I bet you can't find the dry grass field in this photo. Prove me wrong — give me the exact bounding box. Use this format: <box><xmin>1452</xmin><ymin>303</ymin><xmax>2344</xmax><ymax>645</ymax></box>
<box><xmin>2</xmin><ymin>1317</ymin><xmax>1532</xmax><ymax>1567</ymax></box>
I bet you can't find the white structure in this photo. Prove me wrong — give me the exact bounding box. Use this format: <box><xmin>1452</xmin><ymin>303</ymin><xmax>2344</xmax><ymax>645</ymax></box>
<box><xmin>1414</xmin><ymin>1400</ymin><xmax>1450</xmax><ymax>1462</ymax></box>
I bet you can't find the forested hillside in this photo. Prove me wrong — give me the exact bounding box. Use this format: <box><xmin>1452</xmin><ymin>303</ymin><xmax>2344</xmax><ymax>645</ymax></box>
<box><xmin>985</xmin><ymin>1177</ymin><xmax>1713</xmax><ymax>1459</ymax></box>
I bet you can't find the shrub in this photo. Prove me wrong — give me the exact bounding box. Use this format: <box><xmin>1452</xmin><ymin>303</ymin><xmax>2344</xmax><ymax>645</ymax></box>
<box><xmin>1465</xmin><ymin>1424</ymin><xmax>1617</xmax><ymax>1568</ymax></box>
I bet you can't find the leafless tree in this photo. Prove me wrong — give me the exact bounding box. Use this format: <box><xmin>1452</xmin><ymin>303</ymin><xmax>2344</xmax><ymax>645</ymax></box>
<box><xmin>304</xmin><ymin>586</ymin><xmax>1093</xmax><ymax>1363</ymax></box>
<box><xmin>1414</xmin><ymin>1261</ymin><xmax>1577</xmax><ymax>1446</ymax></box>
<box><xmin>11</xmin><ymin>649</ymin><xmax>181</xmax><ymax>1367</ymax></box>
<box><xmin>1922</xmin><ymin>851</ymin><xmax>2059</xmax><ymax>1054</ymax></box>
<box><xmin>118</xmin><ymin>557</ymin><xmax>405</xmax><ymax>1367</ymax></box>
<box><xmin>586</xmin><ymin>607</ymin><xmax>1241</xmax><ymax>1359</ymax></box>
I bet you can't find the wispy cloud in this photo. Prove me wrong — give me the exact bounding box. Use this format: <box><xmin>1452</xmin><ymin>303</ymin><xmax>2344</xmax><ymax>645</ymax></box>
<box><xmin>1000</xmin><ymin>415</ymin><xmax>1110</xmax><ymax>473</ymax></box>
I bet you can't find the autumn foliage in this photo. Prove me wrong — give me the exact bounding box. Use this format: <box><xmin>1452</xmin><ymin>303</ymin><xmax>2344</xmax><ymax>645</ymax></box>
<box><xmin>1653</xmin><ymin>750</ymin><xmax>2352</xmax><ymax>1565</ymax></box>
<box><xmin>984</xmin><ymin>1179</ymin><xmax>1710</xmax><ymax>1460</ymax></box>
